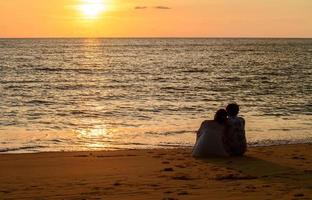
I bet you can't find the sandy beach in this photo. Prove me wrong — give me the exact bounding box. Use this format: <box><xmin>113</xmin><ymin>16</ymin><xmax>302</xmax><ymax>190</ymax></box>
<box><xmin>0</xmin><ymin>144</ymin><xmax>311</xmax><ymax>200</ymax></box>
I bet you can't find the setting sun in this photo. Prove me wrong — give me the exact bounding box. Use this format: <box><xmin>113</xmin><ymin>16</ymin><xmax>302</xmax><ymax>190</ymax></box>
<box><xmin>78</xmin><ymin>0</ymin><xmax>106</xmax><ymax>19</ymax></box>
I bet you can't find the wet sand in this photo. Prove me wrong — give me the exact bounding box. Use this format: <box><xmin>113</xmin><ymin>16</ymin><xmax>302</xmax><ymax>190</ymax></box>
<box><xmin>0</xmin><ymin>144</ymin><xmax>311</xmax><ymax>200</ymax></box>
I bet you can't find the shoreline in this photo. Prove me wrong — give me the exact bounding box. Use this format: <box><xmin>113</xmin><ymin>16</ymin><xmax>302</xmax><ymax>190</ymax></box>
<box><xmin>0</xmin><ymin>144</ymin><xmax>311</xmax><ymax>199</ymax></box>
<box><xmin>1</xmin><ymin>139</ymin><xmax>312</xmax><ymax>154</ymax></box>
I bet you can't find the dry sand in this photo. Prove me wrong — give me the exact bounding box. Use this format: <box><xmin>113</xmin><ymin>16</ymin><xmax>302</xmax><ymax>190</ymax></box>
<box><xmin>0</xmin><ymin>144</ymin><xmax>311</xmax><ymax>200</ymax></box>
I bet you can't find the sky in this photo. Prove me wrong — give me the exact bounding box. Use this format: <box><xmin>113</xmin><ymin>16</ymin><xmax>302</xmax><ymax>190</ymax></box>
<box><xmin>0</xmin><ymin>0</ymin><xmax>311</xmax><ymax>38</ymax></box>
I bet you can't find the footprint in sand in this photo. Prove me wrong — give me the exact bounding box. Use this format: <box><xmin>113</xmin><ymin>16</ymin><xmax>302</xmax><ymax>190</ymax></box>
<box><xmin>174</xmin><ymin>165</ymin><xmax>186</xmax><ymax>168</ymax></box>
<box><xmin>113</xmin><ymin>182</ymin><xmax>122</xmax><ymax>186</ymax></box>
<box><xmin>172</xmin><ymin>175</ymin><xmax>194</xmax><ymax>181</ymax></box>
<box><xmin>148</xmin><ymin>184</ymin><xmax>160</xmax><ymax>188</ymax></box>
<box><xmin>292</xmin><ymin>156</ymin><xmax>306</xmax><ymax>160</ymax></box>
<box><xmin>304</xmin><ymin>170</ymin><xmax>312</xmax><ymax>174</ymax></box>
<box><xmin>76</xmin><ymin>182</ymin><xmax>88</xmax><ymax>186</ymax></box>
<box><xmin>262</xmin><ymin>184</ymin><xmax>271</xmax><ymax>188</ymax></box>
<box><xmin>246</xmin><ymin>185</ymin><xmax>257</xmax><ymax>190</ymax></box>
<box><xmin>215</xmin><ymin>174</ymin><xmax>258</xmax><ymax>180</ymax></box>
<box><xmin>294</xmin><ymin>193</ymin><xmax>305</xmax><ymax>197</ymax></box>
<box><xmin>92</xmin><ymin>187</ymin><xmax>101</xmax><ymax>191</ymax></box>
<box><xmin>163</xmin><ymin>167</ymin><xmax>174</xmax><ymax>172</ymax></box>
<box><xmin>0</xmin><ymin>190</ymin><xmax>11</xmax><ymax>194</ymax></box>
<box><xmin>177</xmin><ymin>191</ymin><xmax>189</xmax><ymax>196</ymax></box>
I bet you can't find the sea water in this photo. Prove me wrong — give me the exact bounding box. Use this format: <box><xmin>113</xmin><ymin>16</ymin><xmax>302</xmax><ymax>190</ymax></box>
<box><xmin>0</xmin><ymin>38</ymin><xmax>311</xmax><ymax>153</ymax></box>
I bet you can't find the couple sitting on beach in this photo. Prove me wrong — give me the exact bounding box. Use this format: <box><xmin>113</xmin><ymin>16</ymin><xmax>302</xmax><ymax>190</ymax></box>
<box><xmin>192</xmin><ymin>103</ymin><xmax>247</xmax><ymax>157</ymax></box>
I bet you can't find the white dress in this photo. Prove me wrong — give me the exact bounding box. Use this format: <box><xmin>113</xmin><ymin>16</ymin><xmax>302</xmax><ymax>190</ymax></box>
<box><xmin>192</xmin><ymin>121</ymin><xmax>228</xmax><ymax>157</ymax></box>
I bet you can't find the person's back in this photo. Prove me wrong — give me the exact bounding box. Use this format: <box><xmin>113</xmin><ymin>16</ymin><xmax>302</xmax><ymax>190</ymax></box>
<box><xmin>224</xmin><ymin>103</ymin><xmax>247</xmax><ymax>156</ymax></box>
<box><xmin>192</xmin><ymin>109</ymin><xmax>229</xmax><ymax>158</ymax></box>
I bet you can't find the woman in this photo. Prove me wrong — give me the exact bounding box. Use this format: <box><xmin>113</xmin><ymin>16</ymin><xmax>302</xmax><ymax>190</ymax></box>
<box><xmin>192</xmin><ymin>109</ymin><xmax>229</xmax><ymax>157</ymax></box>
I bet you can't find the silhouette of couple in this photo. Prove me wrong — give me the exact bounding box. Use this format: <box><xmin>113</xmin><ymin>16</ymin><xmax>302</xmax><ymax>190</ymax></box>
<box><xmin>192</xmin><ymin>103</ymin><xmax>247</xmax><ymax>157</ymax></box>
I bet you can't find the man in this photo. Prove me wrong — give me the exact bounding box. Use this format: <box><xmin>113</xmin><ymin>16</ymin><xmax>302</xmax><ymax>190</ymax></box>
<box><xmin>224</xmin><ymin>103</ymin><xmax>247</xmax><ymax>156</ymax></box>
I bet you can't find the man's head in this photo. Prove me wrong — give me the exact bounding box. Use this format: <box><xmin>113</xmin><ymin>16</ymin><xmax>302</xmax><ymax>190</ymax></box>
<box><xmin>226</xmin><ymin>103</ymin><xmax>240</xmax><ymax>117</ymax></box>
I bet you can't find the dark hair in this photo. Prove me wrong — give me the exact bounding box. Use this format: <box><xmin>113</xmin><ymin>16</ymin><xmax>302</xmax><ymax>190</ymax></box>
<box><xmin>214</xmin><ymin>109</ymin><xmax>228</xmax><ymax>124</ymax></box>
<box><xmin>226</xmin><ymin>103</ymin><xmax>240</xmax><ymax>116</ymax></box>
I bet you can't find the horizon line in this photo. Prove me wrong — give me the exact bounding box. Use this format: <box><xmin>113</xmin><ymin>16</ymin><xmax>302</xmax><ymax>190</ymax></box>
<box><xmin>1</xmin><ymin>36</ymin><xmax>312</xmax><ymax>39</ymax></box>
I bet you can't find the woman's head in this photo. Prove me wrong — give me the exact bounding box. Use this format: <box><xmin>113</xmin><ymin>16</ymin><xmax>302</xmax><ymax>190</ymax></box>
<box><xmin>214</xmin><ymin>109</ymin><xmax>228</xmax><ymax>124</ymax></box>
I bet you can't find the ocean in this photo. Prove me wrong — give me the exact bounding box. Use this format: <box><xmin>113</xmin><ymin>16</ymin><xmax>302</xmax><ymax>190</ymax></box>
<box><xmin>0</xmin><ymin>38</ymin><xmax>311</xmax><ymax>153</ymax></box>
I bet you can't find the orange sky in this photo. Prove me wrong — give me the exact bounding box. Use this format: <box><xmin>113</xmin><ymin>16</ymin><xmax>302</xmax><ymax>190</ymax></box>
<box><xmin>0</xmin><ymin>0</ymin><xmax>311</xmax><ymax>38</ymax></box>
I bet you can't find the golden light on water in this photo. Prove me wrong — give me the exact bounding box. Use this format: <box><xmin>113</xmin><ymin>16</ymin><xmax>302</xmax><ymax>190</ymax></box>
<box><xmin>78</xmin><ymin>0</ymin><xmax>107</xmax><ymax>19</ymax></box>
<box><xmin>79</xmin><ymin>127</ymin><xmax>108</xmax><ymax>138</ymax></box>
<box><xmin>77</xmin><ymin>126</ymin><xmax>117</xmax><ymax>149</ymax></box>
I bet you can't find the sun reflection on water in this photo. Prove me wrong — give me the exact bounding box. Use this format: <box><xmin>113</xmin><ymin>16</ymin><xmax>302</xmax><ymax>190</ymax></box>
<box><xmin>78</xmin><ymin>126</ymin><xmax>109</xmax><ymax>138</ymax></box>
<box><xmin>76</xmin><ymin>125</ymin><xmax>114</xmax><ymax>149</ymax></box>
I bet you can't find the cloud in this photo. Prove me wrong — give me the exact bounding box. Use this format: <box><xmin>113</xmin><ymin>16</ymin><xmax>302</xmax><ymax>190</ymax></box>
<box><xmin>134</xmin><ymin>6</ymin><xmax>172</xmax><ymax>10</ymax></box>
<box><xmin>154</xmin><ymin>6</ymin><xmax>171</xmax><ymax>9</ymax></box>
<box><xmin>135</xmin><ymin>6</ymin><xmax>147</xmax><ymax>9</ymax></box>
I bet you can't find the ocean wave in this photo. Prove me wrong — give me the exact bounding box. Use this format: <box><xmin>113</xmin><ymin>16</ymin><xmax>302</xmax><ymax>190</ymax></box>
<box><xmin>145</xmin><ymin>130</ymin><xmax>193</xmax><ymax>136</ymax></box>
<box><xmin>25</xmin><ymin>100</ymin><xmax>56</xmax><ymax>106</ymax></box>
<box><xmin>248</xmin><ymin>138</ymin><xmax>312</xmax><ymax>147</ymax></box>
<box><xmin>0</xmin><ymin>145</ymin><xmax>46</xmax><ymax>153</ymax></box>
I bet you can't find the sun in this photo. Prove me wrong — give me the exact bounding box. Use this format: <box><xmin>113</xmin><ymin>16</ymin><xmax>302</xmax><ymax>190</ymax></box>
<box><xmin>78</xmin><ymin>0</ymin><xmax>107</xmax><ymax>19</ymax></box>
